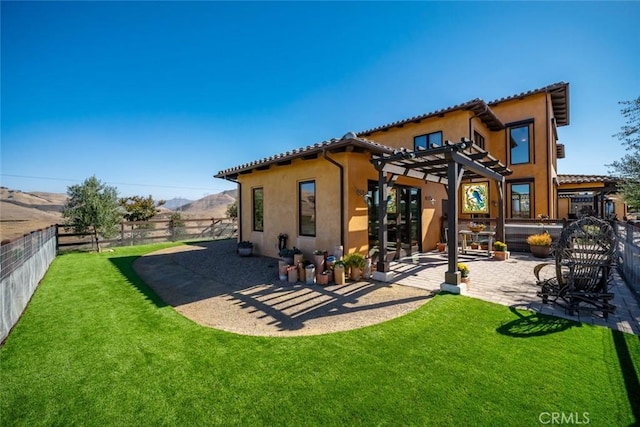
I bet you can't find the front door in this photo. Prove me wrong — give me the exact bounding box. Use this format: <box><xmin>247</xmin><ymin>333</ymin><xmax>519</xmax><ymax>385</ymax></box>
<box><xmin>368</xmin><ymin>182</ymin><xmax>421</xmax><ymax>259</ymax></box>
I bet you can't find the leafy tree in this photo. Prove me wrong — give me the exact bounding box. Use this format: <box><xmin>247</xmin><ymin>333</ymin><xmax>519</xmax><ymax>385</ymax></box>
<box><xmin>120</xmin><ymin>195</ymin><xmax>165</xmax><ymax>222</ymax></box>
<box><xmin>609</xmin><ymin>96</ymin><xmax>640</xmax><ymax>211</ymax></box>
<box><xmin>62</xmin><ymin>176</ymin><xmax>120</xmax><ymax>252</ymax></box>
<box><xmin>120</xmin><ymin>195</ymin><xmax>166</xmax><ymax>242</ymax></box>
<box><xmin>226</xmin><ymin>200</ymin><xmax>238</xmax><ymax>219</ymax></box>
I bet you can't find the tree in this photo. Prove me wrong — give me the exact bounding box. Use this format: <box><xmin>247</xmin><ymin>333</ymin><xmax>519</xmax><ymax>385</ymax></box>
<box><xmin>62</xmin><ymin>176</ymin><xmax>120</xmax><ymax>252</ymax></box>
<box><xmin>225</xmin><ymin>200</ymin><xmax>238</xmax><ymax>219</ymax></box>
<box><xmin>120</xmin><ymin>195</ymin><xmax>166</xmax><ymax>242</ymax></box>
<box><xmin>609</xmin><ymin>96</ymin><xmax>640</xmax><ymax>211</ymax></box>
<box><xmin>168</xmin><ymin>212</ymin><xmax>187</xmax><ymax>241</ymax></box>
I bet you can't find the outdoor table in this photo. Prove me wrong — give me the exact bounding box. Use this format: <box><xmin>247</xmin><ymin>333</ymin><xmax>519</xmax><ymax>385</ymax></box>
<box><xmin>459</xmin><ymin>230</ymin><xmax>496</xmax><ymax>257</ymax></box>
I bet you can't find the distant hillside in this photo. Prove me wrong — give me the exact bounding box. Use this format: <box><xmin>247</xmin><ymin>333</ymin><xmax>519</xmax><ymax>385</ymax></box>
<box><xmin>164</xmin><ymin>198</ymin><xmax>193</xmax><ymax>210</ymax></box>
<box><xmin>0</xmin><ymin>187</ymin><xmax>237</xmax><ymax>240</ymax></box>
<box><xmin>179</xmin><ymin>189</ymin><xmax>237</xmax><ymax>218</ymax></box>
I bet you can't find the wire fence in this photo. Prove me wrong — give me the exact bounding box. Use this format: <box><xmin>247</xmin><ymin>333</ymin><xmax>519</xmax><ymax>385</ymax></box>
<box><xmin>1</xmin><ymin>226</ymin><xmax>57</xmax><ymax>343</ymax></box>
<box><xmin>613</xmin><ymin>220</ymin><xmax>640</xmax><ymax>301</ymax></box>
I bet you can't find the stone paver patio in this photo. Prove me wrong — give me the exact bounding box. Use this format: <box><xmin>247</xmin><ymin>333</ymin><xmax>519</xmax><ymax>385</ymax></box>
<box><xmin>389</xmin><ymin>250</ymin><xmax>640</xmax><ymax>335</ymax></box>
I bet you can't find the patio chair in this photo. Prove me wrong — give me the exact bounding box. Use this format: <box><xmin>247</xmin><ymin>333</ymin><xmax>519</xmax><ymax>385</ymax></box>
<box><xmin>534</xmin><ymin>216</ymin><xmax>617</xmax><ymax>318</ymax></box>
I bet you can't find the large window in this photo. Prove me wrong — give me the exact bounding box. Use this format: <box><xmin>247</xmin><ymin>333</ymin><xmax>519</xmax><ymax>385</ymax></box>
<box><xmin>252</xmin><ymin>187</ymin><xmax>264</xmax><ymax>231</ymax></box>
<box><xmin>509</xmin><ymin>123</ymin><xmax>532</xmax><ymax>164</ymax></box>
<box><xmin>510</xmin><ymin>182</ymin><xmax>532</xmax><ymax>218</ymax></box>
<box><xmin>298</xmin><ymin>181</ymin><xmax>316</xmax><ymax>236</ymax></box>
<box><xmin>414</xmin><ymin>131</ymin><xmax>443</xmax><ymax>150</ymax></box>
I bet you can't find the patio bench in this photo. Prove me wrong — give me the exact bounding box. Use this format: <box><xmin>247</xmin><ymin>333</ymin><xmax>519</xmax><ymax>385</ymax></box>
<box><xmin>534</xmin><ymin>216</ymin><xmax>617</xmax><ymax>318</ymax></box>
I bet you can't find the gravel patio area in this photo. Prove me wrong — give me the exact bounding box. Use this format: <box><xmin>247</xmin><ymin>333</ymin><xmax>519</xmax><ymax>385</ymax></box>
<box><xmin>133</xmin><ymin>239</ymin><xmax>436</xmax><ymax>337</ymax></box>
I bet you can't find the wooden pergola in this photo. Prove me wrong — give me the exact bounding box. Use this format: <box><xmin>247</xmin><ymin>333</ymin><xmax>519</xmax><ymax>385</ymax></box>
<box><xmin>370</xmin><ymin>138</ymin><xmax>513</xmax><ymax>285</ymax></box>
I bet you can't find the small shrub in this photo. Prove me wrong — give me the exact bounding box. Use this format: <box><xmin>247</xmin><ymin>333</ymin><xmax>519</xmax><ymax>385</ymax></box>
<box><xmin>457</xmin><ymin>262</ymin><xmax>470</xmax><ymax>277</ymax></box>
<box><xmin>526</xmin><ymin>232</ymin><xmax>552</xmax><ymax>246</ymax></box>
<box><xmin>344</xmin><ymin>253</ymin><xmax>366</xmax><ymax>269</ymax></box>
<box><xmin>493</xmin><ymin>241</ymin><xmax>507</xmax><ymax>252</ymax></box>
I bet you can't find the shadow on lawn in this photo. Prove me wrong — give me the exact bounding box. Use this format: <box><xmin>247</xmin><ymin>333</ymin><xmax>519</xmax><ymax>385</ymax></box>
<box><xmin>612</xmin><ymin>329</ymin><xmax>640</xmax><ymax>424</ymax></box>
<box><xmin>118</xmin><ymin>239</ymin><xmax>435</xmax><ymax>333</ymax></box>
<box><xmin>109</xmin><ymin>255</ymin><xmax>168</xmax><ymax>308</ymax></box>
<box><xmin>496</xmin><ymin>306</ymin><xmax>580</xmax><ymax>338</ymax></box>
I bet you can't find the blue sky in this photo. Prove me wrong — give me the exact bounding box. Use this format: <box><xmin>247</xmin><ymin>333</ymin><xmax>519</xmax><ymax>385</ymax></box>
<box><xmin>2</xmin><ymin>1</ymin><xmax>639</xmax><ymax>201</ymax></box>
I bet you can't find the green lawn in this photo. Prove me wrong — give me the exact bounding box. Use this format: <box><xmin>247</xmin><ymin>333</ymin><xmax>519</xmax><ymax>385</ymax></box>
<box><xmin>1</xmin><ymin>243</ymin><xmax>638</xmax><ymax>426</ymax></box>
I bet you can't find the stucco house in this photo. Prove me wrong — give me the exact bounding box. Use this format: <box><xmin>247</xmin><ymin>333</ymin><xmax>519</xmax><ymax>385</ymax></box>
<box><xmin>216</xmin><ymin>82</ymin><xmax>587</xmax><ymax>263</ymax></box>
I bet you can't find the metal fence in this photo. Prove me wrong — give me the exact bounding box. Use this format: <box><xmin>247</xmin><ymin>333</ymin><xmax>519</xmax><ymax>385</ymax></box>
<box><xmin>613</xmin><ymin>221</ymin><xmax>640</xmax><ymax>300</ymax></box>
<box><xmin>0</xmin><ymin>226</ymin><xmax>57</xmax><ymax>343</ymax></box>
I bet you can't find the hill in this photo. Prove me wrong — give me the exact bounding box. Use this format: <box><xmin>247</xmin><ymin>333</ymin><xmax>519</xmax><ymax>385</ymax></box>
<box><xmin>0</xmin><ymin>187</ymin><xmax>237</xmax><ymax>241</ymax></box>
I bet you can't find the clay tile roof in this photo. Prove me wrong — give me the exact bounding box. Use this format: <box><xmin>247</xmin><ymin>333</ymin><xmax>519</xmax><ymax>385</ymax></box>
<box><xmin>356</xmin><ymin>99</ymin><xmax>504</xmax><ymax>136</ymax></box>
<box><xmin>214</xmin><ymin>134</ymin><xmax>395</xmax><ymax>180</ymax></box>
<box><xmin>488</xmin><ymin>81</ymin><xmax>569</xmax><ymax>126</ymax></box>
<box><xmin>356</xmin><ymin>82</ymin><xmax>570</xmax><ymax>136</ymax></box>
<box><xmin>558</xmin><ymin>174</ymin><xmax>619</xmax><ymax>185</ymax></box>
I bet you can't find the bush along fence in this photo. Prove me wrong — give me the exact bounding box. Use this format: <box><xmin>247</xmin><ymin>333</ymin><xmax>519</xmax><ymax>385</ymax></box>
<box><xmin>57</xmin><ymin>217</ymin><xmax>238</xmax><ymax>251</ymax></box>
<box><xmin>0</xmin><ymin>226</ymin><xmax>57</xmax><ymax>343</ymax></box>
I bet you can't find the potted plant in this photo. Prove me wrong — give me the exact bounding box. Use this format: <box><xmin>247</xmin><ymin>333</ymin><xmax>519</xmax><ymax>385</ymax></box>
<box><xmin>279</xmin><ymin>248</ymin><xmax>298</xmax><ymax>265</ymax></box>
<box><xmin>344</xmin><ymin>253</ymin><xmax>366</xmax><ymax>281</ymax></box>
<box><xmin>317</xmin><ymin>270</ymin><xmax>330</xmax><ymax>285</ymax></box>
<box><xmin>493</xmin><ymin>241</ymin><xmax>508</xmax><ymax>260</ymax></box>
<box><xmin>313</xmin><ymin>250</ymin><xmax>326</xmax><ymax>273</ymax></box>
<box><xmin>237</xmin><ymin>241</ymin><xmax>253</xmax><ymax>257</ymax></box>
<box><xmin>287</xmin><ymin>265</ymin><xmax>298</xmax><ymax>283</ymax></box>
<box><xmin>526</xmin><ymin>232</ymin><xmax>552</xmax><ymax>258</ymax></box>
<box><xmin>333</xmin><ymin>260</ymin><xmax>347</xmax><ymax>285</ymax></box>
<box><xmin>436</xmin><ymin>242</ymin><xmax>446</xmax><ymax>252</ymax></box>
<box><xmin>458</xmin><ymin>262</ymin><xmax>470</xmax><ymax>283</ymax></box>
<box><xmin>469</xmin><ymin>222</ymin><xmax>486</xmax><ymax>233</ymax></box>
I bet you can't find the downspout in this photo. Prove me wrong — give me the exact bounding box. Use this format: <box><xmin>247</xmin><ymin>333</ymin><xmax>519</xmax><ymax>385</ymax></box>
<box><xmin>545</xmin><ymin>90</ymin><xmax>551</xmax><ymax>218</ymax></box>
<box><xmin>468</xmin><ymin>104</ymin><xmax>488</xmax><ymax>142</ymax></box>
<box><xmin>226</xmin><ymin>176</ymin><xmax>242</xmax><ymax>242</ymax></box>
<box><xmin>322</xmin><ymin>149</ymin><xmax>345</xmax><ymax>247</ymax></box>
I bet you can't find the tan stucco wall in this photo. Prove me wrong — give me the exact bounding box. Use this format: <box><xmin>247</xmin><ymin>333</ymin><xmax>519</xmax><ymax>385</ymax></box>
<box><xmin>365</xmin><ymin>93</ymin><xmax>559</xmax><ymax>219</ymax></box>
<box><xmin>237</xmin><ymin>150</ymin><xmax>448</xmax><ymax>259</ymax></box>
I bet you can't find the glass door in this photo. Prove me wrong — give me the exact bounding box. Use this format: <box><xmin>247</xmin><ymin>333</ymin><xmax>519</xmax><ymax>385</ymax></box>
<box><xmin>368</xmin><ymin>182</ymin><xmax>421</xmax><ymax>260</ymax></box>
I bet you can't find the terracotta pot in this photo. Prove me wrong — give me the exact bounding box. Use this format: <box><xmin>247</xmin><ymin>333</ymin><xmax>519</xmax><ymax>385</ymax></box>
<box><xmin>494</xmin><ymin>251</ymin><xmax>508</xmax><ymax>261</ymax></box>
<box><xmin>314</xmin><ymin>254</ymin><xmax>325</xmax><ymax>273</ymax></box>
<box><xmin>317</xmin><ymin>272</ymin><xmax>329</xmax><ymax>285</ymax></box>
<box><xmin>471</xmin><ymin>243</ymin><xmax>479</xmax><ymax>250</ymax></box>
<box><xmin>530</xmin><ymin>245</ymin><xmax>551</xmax><ymax>258</ymax></box>
<box><xmin>437</xmin><ymin>243</ymin><xmax>446</xmax><ymax>252</ymax></box>
<box><xmin>294</xmin><ymin>253</ymin><xmax>304</xmax><ymax>265</ymax></box>
<box><xmin>461</xmin><ymin>276</ymin><xmax>470</xmax><ymax>284</ymax></box>
<box><xmin>350</xmin><ymin>267</ymin><xmax>362</xmax><ymax>281</ymax></box>
<box><xmin>287</xmin><ymin>267</ymin><xmax>298</xmax><ymax>283</ymax></box>
<box><xmin>334</xmin><ymin>265</ymin><xmax>346</xmax><ymax>285</ymax></box>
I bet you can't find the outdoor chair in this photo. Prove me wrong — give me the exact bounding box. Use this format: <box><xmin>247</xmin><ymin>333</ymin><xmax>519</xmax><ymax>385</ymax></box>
<box><xmin>534</xmin><ymin>216</ymin><xmax>617</xmax><ymax>318</ymax></box>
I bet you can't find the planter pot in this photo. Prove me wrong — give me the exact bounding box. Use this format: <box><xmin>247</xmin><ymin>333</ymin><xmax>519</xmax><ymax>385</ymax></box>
<box><xmin>287</xmin><ymin>268</ymin><xmax>298</xmax><ymax>283</ymax></box>
<box><xmin>437</xmin><ymin>243</ymin><xmax>446</xmax><ymax>252</ymax></box>
<box><xmin>363</xmin><ymin>258</ymin><xmax>372</xmax><ymax>279</ymax></box>
<box><xmin>334</xmin><ymin>265</ymin><xmax>346</xmax><ymax>285</ymax></box>
<box><xmin>471</xmin><ymin>243</ymin><xmax>479</xmax><ymax>250</ymax></box>
<box><xmin>238</xmin><ymin>247</ymin><xmax>253</xmax><ymax>257</ymax></box>
<box><xmin>294</xmin><ymin>253</ymin><xmax>304</xmax><ymax>266</ymax></box>
<box><xmin>282</xmin><ymin>256</ymin><xmax>294</xmax><ymax>266</ymax></box>
<box><xmin>317</xmin><ymin>272</ymin><xmax>329</xmax><ymax>285</ymax></box>
<box><xmin>461</xmin><ymin>276</ymin><xmax>470</xmax><ymax>284</ymax></box>
<box><xmin>305</xmin><ymin>265</ymin><xmax>316</xmax><ymax>285</ymax></box>
<box><xmin>298</xmin><ymin>264</ymin><xmax>306</xmax><ymax>282</ymax></box>
<box><xmin>278</xmin><ymin>261</ymin><xmax>289</xmax><ymax>281</ymax></box>
<box><xmin>350</xmin><ymin>267</ymin><xmax>363</xmax><ymax>281</ymax></box>
<box><xmin>530</xmin><ymin>245</ymin><xmax>551</xmax><ymax>258</ymax></box>
<box><xmin>494</xmin><ymin>251</ymin><xmax>509</xmax><ymax>261</ymax></box>
<box><xmin>313</xmin><ymin>254</ymin><xmax>325</xmax><ymax>273</ymax></box>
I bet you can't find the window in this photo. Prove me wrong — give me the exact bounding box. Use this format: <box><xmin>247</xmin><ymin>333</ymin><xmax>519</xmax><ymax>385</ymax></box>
<box><xmin>509</xmin><ymin>123</ymin><xmax>532</xmax><ymax>164</ymax></box>
<box><xmin>473</xmin><ymin>131</ymin><xmax>485</xmax><ymax>150</ymax></box>
<box><xmin>414</xmin><ymin>131</ymin><xmax>443</xmax><ymax>150</ymax></box>
<box><xmin>298</xmin><ymin>181</ymin><xmax>316</xmax><ymax>236</ymax></box>
<box><xmin>510</xmin><ymin>182</ymin><xmax>531</xmax><ymax>218</ymax></box>
<box><xmin>252</xmin><ymin>187</ymin><xmax>264</xmax><ymax>231</ymax></box>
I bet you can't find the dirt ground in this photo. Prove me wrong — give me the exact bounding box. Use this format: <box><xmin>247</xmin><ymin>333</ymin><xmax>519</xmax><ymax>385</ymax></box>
<box><xmin>133</xmin><ymin>240</ymin><xmax>436</xmax><ymax>337</ymax></box>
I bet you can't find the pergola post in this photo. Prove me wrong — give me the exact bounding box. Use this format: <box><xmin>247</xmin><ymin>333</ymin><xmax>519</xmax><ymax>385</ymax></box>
<box><xmin>497</xmin><ymin>179</ymin><xmax>505</xmax><ymax>241</ymax></box>
<box><xmin>376</xmin><ymin>168</ymin><xmax>389</xmax><ymax>274</ymax></box>
<box><xmin>445</xmin><ymin>160</ymin><xmax>462</xmax><ymax>285</ymax></box>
